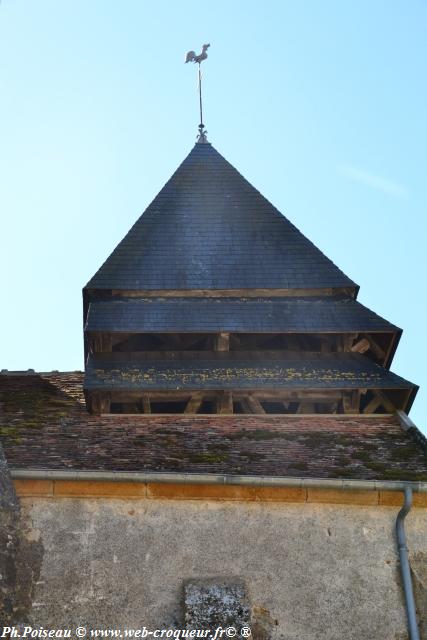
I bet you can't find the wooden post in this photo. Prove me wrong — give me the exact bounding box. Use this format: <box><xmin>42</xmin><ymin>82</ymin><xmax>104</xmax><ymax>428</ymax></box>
<box><xmin>217</xmin><ymin>391</ymin><xmax>233</xmax><ymax>414</ymax></box>
<box><xmin>90</xmin><ymin>392</ymin><xmax>111</xmax><ymax>415</ymax></box>
<box><xmin>185</xmin><ymin>393</ymin><xmax>204</xmax><ymax>414</ymax></box>
<box><xmin>215</xmin><ymin>332</ymin><xmax>230</xmax><ymax>351</ymax></box>
<box><xmin>142</xmin><ymin>395</ymin><xmax>151</xmax><ymax>414</ymax></box>
<box><xmin>245</xmin><ymin>396</ymin><xmax>266</xmax><ymax>414</ymax></box>
<box><xmin>343</xmin><ymin>391</ymin><xmax>360</xmax><ymax>414</ymax></box>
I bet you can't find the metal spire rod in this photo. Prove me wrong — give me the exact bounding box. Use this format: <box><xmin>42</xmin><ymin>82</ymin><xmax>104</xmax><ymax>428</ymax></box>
<box><xmin>185</xmin><ymin>43</ymin><xmax>210</xmax><ymax>142</ymax></box>
<box><xmin>198</xmin><ymin>63</ymin><xmax>204</xmax><ymax>133</ymax></box>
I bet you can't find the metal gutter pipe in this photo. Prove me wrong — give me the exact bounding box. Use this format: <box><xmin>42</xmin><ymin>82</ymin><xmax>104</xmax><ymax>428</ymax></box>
<box><xmin>8</xmin><ymin>469</ymin><xmax>427</xmax><ymax>492</ymax></box>
<box><xmin>396</xmin><ymin>486</ymin><xmax>420</xmax><ymax>640</ymax></box>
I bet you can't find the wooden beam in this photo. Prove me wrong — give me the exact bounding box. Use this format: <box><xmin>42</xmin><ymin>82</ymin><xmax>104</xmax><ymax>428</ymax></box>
<box><xmin>90</xmin><ymin>392</ymin><xmax>111</xmax><ymax>415</ymax></box>
<box><xmin>342</xmin><ymin>391</ymin><xmax>360</xmax><ymax>414</ymax></box>
<box><xmin>111</xmin><ymin>390</ymin><xmax>218</xmax><ymax>403</ymax></box>
<box><xmin>217</xmin><ymin>391</ymin><xmax>233</xmax><ymax>414</ymax></box>
<box><xmin>142</xmin><ymin>395</ymin><xmax>151</xmax><ymax>414</ymax></box>
<box><xmin>345</xmin><ymin>333</ymin><xmax>359</xmax><ymax>351</ymax></box>
<box><xmin>110</xmin><ymin>287</ymin><xmax>356</xmax><ymax>299</ymax></box>
<box><xmin>90</xmin><ymin>333</ymin><xmax>113</xmax><ymax>353</ymax></box>
<box><xmin>373</xmin><ymin>390</ymin><xmax>396</xmax><ymax>413</ymax></box>
<box><xmin>243</xmin><ymin>390</ymin><xmax>343</xmax><ymax>401</ymax></box>
<box><xmin>364</xmin><ymin>390</ymin><xmax>396</xmax><ymax>414</ymax></box>
<box><xmin>245</xmin><ymin>396</ymin><xmax>266</xmax><ymax>414</ymax></box>
<box><xmin>184</xmin><ymin>393</ymin><xmax>204</xmax><ymax>414</ymax></box>
<box><xmin>330</xmin><ymin>402</ymin><xmax>339</xmax><ymax>414</ymax></box>
<box><xmin>335</xmin><ymin>335</ymin><xmax>346</xmax><ymax>352</ymax></box>
<box><xmin>362</xmin><ymin>334</ymin><xmax>386</xmax><ymax>360</ymax></box>
<box><xmin>351</xmin><ymin>338</ymin><xmax>370</xmax><ymax>354</ymax></box>
<box><xmin>297</xmin><ymin>402</ymin><xmax>317</xmax><ymax>414</ymax></box>
<box><xmin>383</xmin><ymin>332</ymin><xmax>398</xmax><ymax>368</ymax></box>
<box><xmin>363</xmin><ymin>395</ymin><xmax>382</xmax><ymax>414</ymax></box>
<box><xmin>215</xmin><ymin>332</ymin><xmax>230</xmax><ymax>351</ymax></box>
<box><xmin>239</xmin><ymin>398</ymin><xmax>252</xmax><ymax>413</ymax></box>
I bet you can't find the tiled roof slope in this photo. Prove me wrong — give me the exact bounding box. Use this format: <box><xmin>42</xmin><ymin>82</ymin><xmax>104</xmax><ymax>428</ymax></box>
<box><xmin>85</xmin><ymin>143</ymin><xmax>356</xmax><ymax>292</ymax></box>
<box><xmin>85</xmin><ymin>352</ymin><xmax>416</xmax><ymax>398</ymax></box>
<box><xmin>1</xmin><ymin>372</ymin><xmax>426</xmax><ymax>481</ymax></box>
<box><xmin>85</xmin><ymin>297</ymin><xmax>400</xmax><ymax>334</ymax></box>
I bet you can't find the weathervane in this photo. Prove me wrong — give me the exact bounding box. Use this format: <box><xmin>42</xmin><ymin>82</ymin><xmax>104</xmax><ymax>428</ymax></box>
<box><xmin>185</xmin><ymin>43</ymin><xmax>210</xmax><ymax>143</ymax></box>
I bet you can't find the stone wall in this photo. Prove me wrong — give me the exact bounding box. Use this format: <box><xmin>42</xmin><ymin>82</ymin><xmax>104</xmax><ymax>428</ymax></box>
<box><xmin>0</xmin><ymin>447</ymin><xmax>43</xmax><ymax>626</ymax></box>
<box><xmin>10</xmin><ymin>496</ymin><xmax>427</xmax><ymax>640</ymax></box>
<box><xmin>0</xmin><ymin>444</ymin><xmax>18</xmax><ymax>624</ymax></box>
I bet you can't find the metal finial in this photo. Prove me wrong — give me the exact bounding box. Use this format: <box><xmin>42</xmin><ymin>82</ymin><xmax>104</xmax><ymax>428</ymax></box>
<box><xmin>185</xmin><ymin>43</ymin><xmax>210</xmax><ymax>143</ymax></box>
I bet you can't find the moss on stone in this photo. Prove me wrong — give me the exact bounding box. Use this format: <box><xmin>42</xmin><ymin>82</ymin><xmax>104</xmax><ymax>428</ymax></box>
<box><xmin>379</xmin><ymin>469</ymin><xmax>427</xmax><ymax>481</ymax></box>
<box><xmin>188</xmin><ymin>452</ymin><xmax>229</xmax><ymax>464</ymax></box>
<box><xmin>350</xmin><ymin>450</ymin><xmax>373</xmax><ymax>462</ymax></box>
<box><xmin>389</xmin><ymin>446</ymin><xmax>423</xmax><ymax>462</ymax></box>
<box><xmin>292</xmin><ymin>462</ymin><xmax>308</xmax><ymax>471</ymax></box>
<box><xmin>229</xmin><ymin>429</ymin><xmax>289</xmax><ymax>441</ymax></box>
<box><xmin>365</xmin><ymin>461</ymin><xmax>388</xmax><ymax>472</ymax></box>
<box><xmin>329</xmin><ymin>467</ymin><xmax>360</xmax><ymax>478</ymax></box>
<box><xmin>240</xmin><ymin>451</ymin><xmax>265</xmax><ymax>461</ymax></box>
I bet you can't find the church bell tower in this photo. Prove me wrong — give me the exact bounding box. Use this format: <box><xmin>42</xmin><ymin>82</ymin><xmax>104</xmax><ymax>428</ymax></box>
<box><xmin>83</xmin><ymin>139</ymin><xmax>417</xmax><ymax>416</ymax></box>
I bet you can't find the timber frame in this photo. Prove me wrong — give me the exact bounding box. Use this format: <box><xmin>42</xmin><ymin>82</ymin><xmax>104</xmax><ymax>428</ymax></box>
<box><xmin>85</xmin><ymin>387</ymin><xmax>414</xmax><ymax>416</ymax></box>
<box><xmin>83</xmin><ymin>309</ymin><xmax>410</xmax><ymax>415</ymax></box>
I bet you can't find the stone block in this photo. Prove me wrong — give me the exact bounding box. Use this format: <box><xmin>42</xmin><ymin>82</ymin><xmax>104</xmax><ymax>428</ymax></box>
<box><xmin>184</xmin><ymin>579</ymin><xmax>250</xmax><ymax>631</ymax></box>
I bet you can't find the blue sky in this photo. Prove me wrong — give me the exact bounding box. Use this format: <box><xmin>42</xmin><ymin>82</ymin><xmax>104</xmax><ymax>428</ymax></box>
<box><xmin>0</xmin><ymin>1</ymin><xmax>426</xmax><ymax>428</ymax></box>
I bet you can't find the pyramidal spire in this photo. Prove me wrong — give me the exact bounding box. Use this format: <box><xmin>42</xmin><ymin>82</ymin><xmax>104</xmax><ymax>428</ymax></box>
<box><xmin>85</xmin><ymin>142</ymin><xmax>356</xmax><ymax>292</ymax></box>
<box><xmin>185</xmin><ymin>43</ymin><xmax>210</xmax><ymax>143</ymax></box>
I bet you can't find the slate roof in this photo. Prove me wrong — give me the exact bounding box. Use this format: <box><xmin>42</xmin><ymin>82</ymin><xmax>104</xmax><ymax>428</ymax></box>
<box><xmin>85</xmin><ymin>142</ymin><xmax>356</xmax><ymax>292</ymax></box>
<box><xmin>84</xmin><ymin>352</ymin><xmax>416</xmax><ymax>398</ymax></box>
<box><xmin>0</xmin><ymin>372</ymin><xmax>426</xmax><ymax>480</ymax></box>
<box><xmin>85</xmin><ymin>296</ymin><xmax>399</xmax><ymax>334</ymax></box>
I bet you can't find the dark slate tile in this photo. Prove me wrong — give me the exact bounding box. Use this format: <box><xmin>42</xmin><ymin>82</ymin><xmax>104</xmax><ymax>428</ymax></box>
<box><xmin>85</xmin><ymin>143</ymin><xmax>356</xmax><ymax>291</ymax></box>
<box><xmin>85</xmin><ymin>297</ymin><xmax>400</xmax><ymax>334</ymax></box>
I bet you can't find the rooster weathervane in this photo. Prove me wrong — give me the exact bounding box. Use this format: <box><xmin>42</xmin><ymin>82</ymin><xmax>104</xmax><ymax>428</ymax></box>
<box><xmin>185</xmin><ymin>43</ymin><xmax>210</xmax><ymax>142</ymax></box>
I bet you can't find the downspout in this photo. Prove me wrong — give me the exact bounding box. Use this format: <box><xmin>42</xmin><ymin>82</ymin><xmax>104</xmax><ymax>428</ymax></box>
<box><xmin>396</xmin><ymin>486</ymin><xmax>420</xmax><ymax>640</ymax></box>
